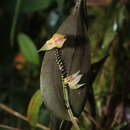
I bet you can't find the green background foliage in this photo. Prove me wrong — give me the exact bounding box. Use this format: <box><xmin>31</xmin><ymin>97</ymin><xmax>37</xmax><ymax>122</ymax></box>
<box><xmin>0</xmin><ymin>0</ymin><xmax>130</xmax><ymax>130</ymax></box>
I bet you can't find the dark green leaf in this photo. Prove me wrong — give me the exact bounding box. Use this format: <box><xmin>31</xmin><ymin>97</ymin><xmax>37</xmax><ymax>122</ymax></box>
<box><xmin>56</xmin><ymin>0</ymin><xmax>64</xmax><ymax>12</ymax></box>
<box><xmin>20</xmin><ymin>0</ymin><xmax>52</xmax><ymax>13</ymax></box>
<box><xmin>2</xmin><ymin>0</ymin><xmax>52</xmax><ymax>13</ymax></box>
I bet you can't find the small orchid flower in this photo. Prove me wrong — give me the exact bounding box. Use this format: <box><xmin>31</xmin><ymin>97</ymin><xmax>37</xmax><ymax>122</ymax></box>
<box><xmin>39</xmin><ymin>33</ymin><xmax>66</xmax><ymax>51</ymax></box>
<box><xmin>64</xmin><ymin>71</ymin><xmax>85</xmax><ymax>89</ymax></box>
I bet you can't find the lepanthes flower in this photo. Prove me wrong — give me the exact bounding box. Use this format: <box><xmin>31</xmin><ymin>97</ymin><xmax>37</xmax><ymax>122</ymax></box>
<box><xmin>64</xmin><ymin>71</ymin><xmax>85</xmax><ymax>89</ymax></box>
<box><xmin>39</xmin><ymin>33</ymin><xmax>66</xmax><ymax>51</ymax></box>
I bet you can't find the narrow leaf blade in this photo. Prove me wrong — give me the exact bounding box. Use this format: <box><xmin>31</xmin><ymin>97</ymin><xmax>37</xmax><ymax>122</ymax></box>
<box><xmin>27</xmin><ymin>90</ymin><xmax>43</xmax><ymax>127</ymax></box>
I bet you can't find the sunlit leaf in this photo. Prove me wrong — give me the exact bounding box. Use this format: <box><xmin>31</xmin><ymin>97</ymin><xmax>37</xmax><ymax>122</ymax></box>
<box><xmin>27</xmin><ymin>90</ymin><xmax>43</xmax><ymax>128</ymax></box>
<box><xmin>18</xmin><ymin>33</ymin><xmax>40</xmax><ymax>65</ymax></box>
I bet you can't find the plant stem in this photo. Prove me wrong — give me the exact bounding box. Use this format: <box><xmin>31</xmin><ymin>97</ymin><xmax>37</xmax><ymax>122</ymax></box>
<box><xmin>0</xmin><ymin>104</ymin><xmax>50</xmax><ymax>130</ymax></box>
<box><xmin>62</xmin><ymin>82</ymin><xmax>80</xmax><ymax>130</ymax></box>
<box><xmin>0</xmin><ymin>124</ymin><xmax>22</xmax><ymax>130</ymax></box>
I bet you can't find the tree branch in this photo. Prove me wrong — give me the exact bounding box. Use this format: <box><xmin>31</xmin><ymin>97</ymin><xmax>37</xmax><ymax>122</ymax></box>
<box><xmin>0</xmin><ymin>104</ymin><xmax>50</xmax><ymax>130</ymax></box>
<box><xmin>0</xmin><ymin>124</ymin><xmax>22</xmax><ymax>130</ymax></box>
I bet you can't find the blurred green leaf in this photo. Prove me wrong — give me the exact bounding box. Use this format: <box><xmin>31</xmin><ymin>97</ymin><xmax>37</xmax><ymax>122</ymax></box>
<box><xmin>18</xmin><ymin>33</ymin><xmax>40</xmax><ymax>65</ymax></box>
<box><xmin>56</xmin><ymin>0</ymin><xmax>64</xmax><ymax>12</ymax></box>
<box><xmin>20</xmin><ymin>0</ymin><xmax>52</xmax><ymax>13</ymax></box>
<box><xmin>27</xmin><ymin>90</ymin><xmax>43</xmax><ymax>128</ymax></box>
<box><xmin>114</xmin><ymin>122</ymin><xmax>128</xmax><ymax>130</ymax></box>
<box><xmin>117</xmin><ymin>6</ymin><xmax>127</xmax><ymax>28</ymax></box>
<box><xmin>2</xmin><ymin>0</ymin><xmax>52</xmax><ymax>13</ymax></box>
<box><xmin>88</xmin><ymin>7</ymin><xmax>106</xmax><ymax>46</ymax></box>
<box><xmin>102</xmin><ymin>21</ymin><xmax>115</xmax><ymax>49</ymax></box>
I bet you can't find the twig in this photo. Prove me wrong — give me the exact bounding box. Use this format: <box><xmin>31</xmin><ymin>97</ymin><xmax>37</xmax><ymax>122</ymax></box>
<box><xmin>0</xmin><ymin>104</ymin><xmax>50</xmax><ymax>130</ymax></box>
<box><xmin>82</xmin><ymin>110</ymin><xmax>103</xmax><ymax>130</ymax></box>
<box><xmin>0</xmin><ymin>124</ymin><xmax>22</xmax><ymax>130</ymax></box>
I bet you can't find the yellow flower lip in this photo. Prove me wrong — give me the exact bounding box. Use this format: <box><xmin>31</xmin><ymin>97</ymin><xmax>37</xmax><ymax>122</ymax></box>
<box><xmin>39</xmin><ymin>33</ymin><xmax>66</xmax><ymax>52</ymax></box>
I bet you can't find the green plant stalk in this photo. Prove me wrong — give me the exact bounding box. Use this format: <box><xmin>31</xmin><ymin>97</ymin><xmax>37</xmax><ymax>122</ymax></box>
<box><xmin>10</xmin><ymin>0</ymin><xmax>21</xmax><ymax>46</ymax></box>
<box><xmin>55</xmin><ymin>48</ymin><xmax>80</xmax><ymax>129</ymax></box>
<box><xmin>62</xmin><ymin>81</ymin><xmax>80</xmax><ymax>130</ymax></box>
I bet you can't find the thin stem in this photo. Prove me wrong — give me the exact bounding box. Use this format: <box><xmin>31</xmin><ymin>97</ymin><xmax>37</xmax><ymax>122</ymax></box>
<box><xmin>55</xmin><ymin>48</ymin><xmax>80</xmax><ymax>130</ymax></box>
<box><xmin>10</xmin><ymin>0</ymin><xmax>21</xmax><ymax>46</ymax></box>
<box><xmin>0</xmin><ymin>104</ymin><xmax>50</xmax><ymax>130</ymax></box>
<box><xmin>62</xmin><ymin>82</ymin><xmax>80</xmax><ymax>130</ymax></box>
<box><xmin>0</xmin><ymin>124</ymin><xmax>22</xmax><ymax>130</ymax></box>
